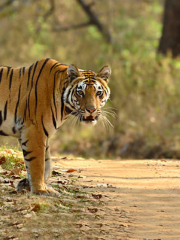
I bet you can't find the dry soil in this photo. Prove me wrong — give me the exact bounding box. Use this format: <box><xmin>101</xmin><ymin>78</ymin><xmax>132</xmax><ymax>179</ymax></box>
<box><xmin>54</xmin><ymin>158</ymin><xmax>180</xmax><ymax>240</ymax></box>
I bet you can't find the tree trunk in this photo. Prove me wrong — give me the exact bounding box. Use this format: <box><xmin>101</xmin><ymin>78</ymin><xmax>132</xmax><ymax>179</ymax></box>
<box><xmin>158</xmin><ymin>0</ymin><xmax>180</xmax><ymax>57</ymax></box>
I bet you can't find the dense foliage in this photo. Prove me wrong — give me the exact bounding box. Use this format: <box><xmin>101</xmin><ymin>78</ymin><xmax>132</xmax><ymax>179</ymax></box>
<box><xmin>1</xmin><ymin>0</ymin><xmax>180</xmax><ymax>159</ymax></box>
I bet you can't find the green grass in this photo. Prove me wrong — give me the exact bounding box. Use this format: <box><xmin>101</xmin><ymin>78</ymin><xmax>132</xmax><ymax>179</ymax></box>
<box><xmin>1</xmin><ymin>156</ymin><xmax>22</xmax><ymax>171</ymax></box>
<box><xmin>0</xmin><ymin>147</ymin><xmax>25</xmax><ymax>176</ymax></box>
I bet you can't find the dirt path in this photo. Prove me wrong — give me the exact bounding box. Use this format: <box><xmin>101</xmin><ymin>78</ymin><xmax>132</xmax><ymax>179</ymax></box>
<box><xmin>1</xmin><ymin>153</ymin><xmax>180</xmax><ymax>240</ymax></box>
<box><xmin>54</xmin><ymin>158</ymin><xmax>180</xmax><ymax>240</ymax></box>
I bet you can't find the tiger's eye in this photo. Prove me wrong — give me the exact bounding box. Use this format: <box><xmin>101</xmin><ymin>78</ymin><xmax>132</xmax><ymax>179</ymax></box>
<box><xmin>77</xmin><ymin>90</ymin><xmax>83</xmax><ymax>96</ymax></box>
<box><xmin>97</xmin><ymin>91</ymin><xmax>102</xmax><ymax>96</ymax></box>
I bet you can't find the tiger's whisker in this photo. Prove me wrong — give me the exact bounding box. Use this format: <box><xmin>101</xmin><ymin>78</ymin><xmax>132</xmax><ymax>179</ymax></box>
<box><xmin>100</xmin><ymin>114</ymin><xmax>114</xmax><ymax>128</ymax></box>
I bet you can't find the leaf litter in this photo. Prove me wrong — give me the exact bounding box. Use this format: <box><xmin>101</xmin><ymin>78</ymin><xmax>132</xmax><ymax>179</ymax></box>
<box><xmin>0</xmin><ymin>149</ymin><xmax>122</xmax><ymax>240</ymax></box>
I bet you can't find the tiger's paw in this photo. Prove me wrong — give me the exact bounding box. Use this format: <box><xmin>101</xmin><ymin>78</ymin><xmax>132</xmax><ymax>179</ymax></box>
<box><xmin>33</xmin><ymin>187</ymin><xmax>61</xmax><ymax>197</ymax></box>
<box><xmin>17</xmin><ymin>178</ymin><xmax>31</xmax><ymax>192</ymax></box>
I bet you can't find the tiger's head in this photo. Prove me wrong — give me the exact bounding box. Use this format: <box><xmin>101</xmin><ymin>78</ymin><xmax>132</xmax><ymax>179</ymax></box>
<box><xmin>63</xmin><ymin>64</ymin><xmax>111</xmax><ymax>125</ymax></box>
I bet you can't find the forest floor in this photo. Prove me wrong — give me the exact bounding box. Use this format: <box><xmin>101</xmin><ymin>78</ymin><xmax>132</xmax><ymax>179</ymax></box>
<box><xmin>0</xmin><ymin>150</ymin><xmax>180</xmax><ymax>240</ymax></box>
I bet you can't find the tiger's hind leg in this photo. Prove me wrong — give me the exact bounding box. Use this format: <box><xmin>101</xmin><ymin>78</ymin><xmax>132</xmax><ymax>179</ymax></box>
<box><xmin>18</xmin><ymin>126</ymin><xmax>60</xmax><ymax>196</ymax></box>
<box><xmin>16</xmin><ymin>178</ymin><xmax>30</xmax><ymax>192</ymax></box>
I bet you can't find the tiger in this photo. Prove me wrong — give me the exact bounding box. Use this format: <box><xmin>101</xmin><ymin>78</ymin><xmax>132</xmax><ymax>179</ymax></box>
<box><xmin>0</xmin><ymin>58</ymin><xmax>111</xmax><ymax>196</ymax></box>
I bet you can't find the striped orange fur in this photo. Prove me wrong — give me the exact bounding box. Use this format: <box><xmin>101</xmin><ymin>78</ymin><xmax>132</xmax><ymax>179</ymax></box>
<box><xmin>0</xmin><ymin>58</ymin><xmax>111</xmax><ymax>196</ymax></box>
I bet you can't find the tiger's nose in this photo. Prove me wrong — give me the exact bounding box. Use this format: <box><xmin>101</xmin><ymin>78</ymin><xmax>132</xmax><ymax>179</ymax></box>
<box><xmin>86</xmin><ymin>107</ymin><xmax>96</xmax><ymax>114</ymax></box>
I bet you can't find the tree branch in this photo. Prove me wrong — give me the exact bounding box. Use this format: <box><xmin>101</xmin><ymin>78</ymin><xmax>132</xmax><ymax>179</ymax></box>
<box><xmin>76</xmin><ymin>0</ymin><xmax>112</xmax><ymax>43</ymax></box>
<box><xmin>53</xmin><ymin>0</ymin><xmax>112</xmax><ymax>43</ymax></box>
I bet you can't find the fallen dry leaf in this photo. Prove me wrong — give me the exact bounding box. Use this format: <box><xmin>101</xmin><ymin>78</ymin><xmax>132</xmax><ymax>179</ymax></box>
<box><xmin>119</xmin><ymin>223</ymin><xmax>129</xmax><ymax>227</ymax></box>
<box><xmin>88</xmin><ymin>208</ymin><xmax>98</xmax><ymax>213</ymax></box>
<box><xmin>92</xmin><ymin>194</ymin><xmax>102</xmax><ymax>199</ymax></box>
<box><xmin>0</xmin><ymin>156</ymin><xmax>6</xmax><ymax>165</ymax></box>
<box><xmin>76</xmin><ymin>224</ymin><xmax>83</xmax><ymax>228</ymax></box>
<box><xmin>31</xmin><ymin>203</ymin><xmax>41</xmax><ymax>212</ymax></box>
<box><xmin>52</xmin><ymin>170</ymin><xmax>62</xmax><ymax>176</ymax></box>
<box><xmin>15</xmin><ymin>159</ymin><xmax>24</xmax><ymax>165</ymax></box>
<box><xmin>24</xmin><ymin>213</ymin><xmax>33</xmax><ymax>218</ymax></box>
<box><xmin>70</xmin><ymin>209</ymin><xmax>83</xmax><ymax>213</ymax></box>
<box><xmin>3</xmin><ymin>235</ymin><xmax>18</xmax><ymax>240</ymax></box>
<box><xmin>2</xmin><ymin>178</ymin><xmax>10</xmax><ymax>183</ymax></box>
<box><xmin>96</xmin><ymin>223</ymin><xmax>103</xmax><ymax>228</ymax></box>
<box><xmin>9</xmin><ymin>190</ymin><xmax>18</xmax><ymax>194</ymax></box>
<box><xmin>8</xmin><ymin>221</ymin><xmax>21</xmax><ymax>227</ymax></box>
<box><xmin>9</xmin><ymin>167</ymin><xmax>22</xmax><ymax>175</ymax></box>
<box><xmin>16</xmin><ymin>223</ymin><xmax>24</xmax><ymax>229</ymax></box>
<box><xmin>20</xmin><ymin>209</ymin><xmax>29</xmax><ymax>215</ymax></box>
<box><xmin>5</xmin><ymin>149</ymin><xmax>12</xmax><ymax>154</ymax></box>
<box><xmin>9</xmin><ymin>181</ymin><xmax>15</xmax><ymax>188</ymax></box>
<box><xmin>79</xmin><ymin>225</ymin><xmax>91</xmax><ymax>231</ymax></box>
<box><xmin>2</xmin><ymin>197</ymin><xmax>13</xmax><ymax>202</ymax></box>
<box><xmin>66</xmin><ymin>168</ymin><xmax>77</xmax><ymax>173</ymax></box>
<box><xmin>10</xmin><ymin>175</ymin><xmax>21</xmax><ymax>180</ymax></box>
<box><xmin>57</xmin><ymin>179</ymin><xmax>67</xmax><ymax>184</ymax></box>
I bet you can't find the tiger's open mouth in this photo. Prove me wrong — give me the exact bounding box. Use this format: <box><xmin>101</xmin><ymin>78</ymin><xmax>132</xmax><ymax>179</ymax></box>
<box><xmin>81</xmin><ymin>116</ymin><xmax>98</xmax><ymax>123</ymax></box>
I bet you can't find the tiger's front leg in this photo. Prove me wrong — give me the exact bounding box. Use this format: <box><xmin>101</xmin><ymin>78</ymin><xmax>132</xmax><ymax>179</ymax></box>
<box><xmin>19</xmin><ymin>126</ymin><xmax>60</xmax><ymax>196</ymax></box>
<box><xmin>44</xmin><ymin>139</ymin><xmax>52</xmax><ymax>183</ymax></box>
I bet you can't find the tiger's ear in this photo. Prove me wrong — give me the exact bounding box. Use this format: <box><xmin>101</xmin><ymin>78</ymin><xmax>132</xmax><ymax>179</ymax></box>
<box><xmin>97</xmin><ymin>66</ymin><xmax>111</xmax><ymax>82</ymax></box>
<box><xmin>67</xmin><ymin>64</ymin><xmax>80</xmax><ymax>81</ymax></box>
